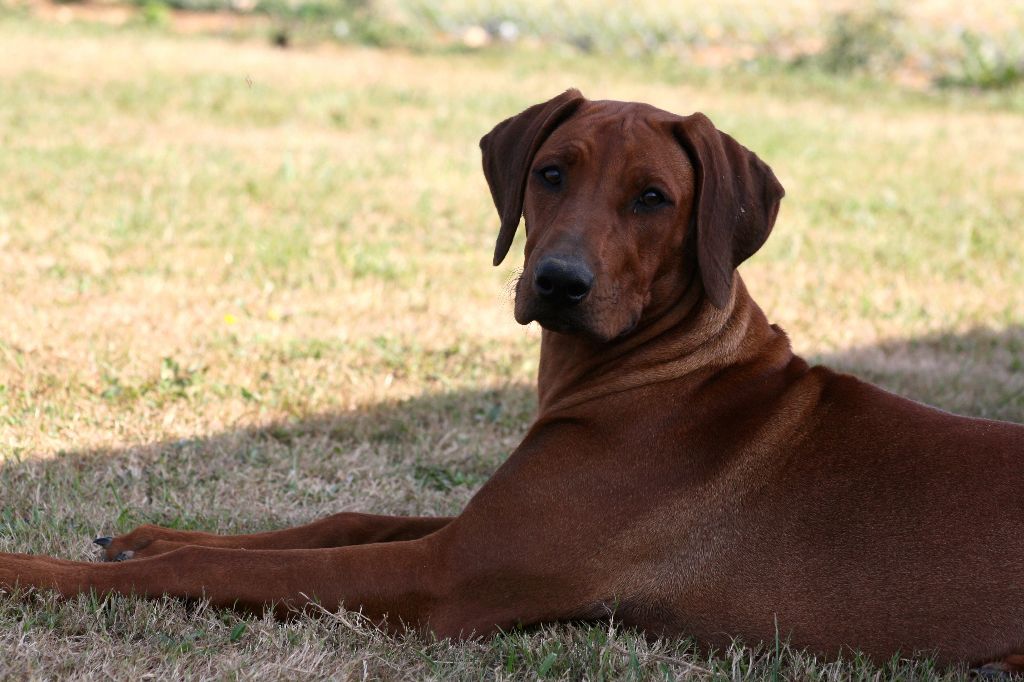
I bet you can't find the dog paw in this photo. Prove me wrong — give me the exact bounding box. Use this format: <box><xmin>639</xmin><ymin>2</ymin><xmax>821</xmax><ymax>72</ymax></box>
<box><xmin>92</xmin><ymin>525</ymin><xmax>167</xmax><ymax>561</ymax></box>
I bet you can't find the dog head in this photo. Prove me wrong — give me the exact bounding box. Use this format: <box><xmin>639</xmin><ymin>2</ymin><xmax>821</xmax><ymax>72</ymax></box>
<box><xmin>480</xmin><ymin>89</ymin><xmax>784</xmax><ymax>342</ymax></box>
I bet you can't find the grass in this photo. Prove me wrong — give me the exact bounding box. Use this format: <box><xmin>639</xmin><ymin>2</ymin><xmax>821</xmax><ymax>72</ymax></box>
<box><xmin>0</xmin><ymin>9</ymin><xmax>1022</xmax><ymax>680</ymax></box>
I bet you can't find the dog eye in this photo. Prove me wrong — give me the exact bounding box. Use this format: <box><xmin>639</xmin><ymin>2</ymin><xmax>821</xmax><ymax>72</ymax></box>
<box><xmin>640</xmin><ymin>189</ymin><xmax>665</xmax><ymax>207</ymax></box>
<box><xmin>540</xmin><ymin>167</ymin><xmax>562</xmax><ymax>187</ymax></box>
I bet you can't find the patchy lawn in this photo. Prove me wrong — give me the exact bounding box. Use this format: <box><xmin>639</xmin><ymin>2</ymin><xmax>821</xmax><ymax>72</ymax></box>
<box><xmin>0</xmin><ymin>13</ymin><xmax>1021</xmax><ymax>680</ymax></box>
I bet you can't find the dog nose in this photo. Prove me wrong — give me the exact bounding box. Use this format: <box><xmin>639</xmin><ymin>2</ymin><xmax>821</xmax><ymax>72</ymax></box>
<box><xmin>533</xmin><ymin>257</ymin><xmax>594</xmax><ymax>306</ymax></box>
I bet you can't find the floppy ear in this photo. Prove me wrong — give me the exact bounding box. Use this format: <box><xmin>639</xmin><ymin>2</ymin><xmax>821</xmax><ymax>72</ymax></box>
<box><xmin>673</xmin><ymin>114</ymin><xmax>785</xmax><ymax>308</ymax></box>
<box><xmin>480</xmin><ymin>89</ymin><xmax>586</xmax><ymax>266</ymax></box>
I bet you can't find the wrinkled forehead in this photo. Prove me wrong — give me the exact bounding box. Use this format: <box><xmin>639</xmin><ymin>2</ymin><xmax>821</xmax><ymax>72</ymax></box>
<box><xmin>536</xmin><ymin>100</ymin><xmax>693</xmax><ymax>175</ymax></box>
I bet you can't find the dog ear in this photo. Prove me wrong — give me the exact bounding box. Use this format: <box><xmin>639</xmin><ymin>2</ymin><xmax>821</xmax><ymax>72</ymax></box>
<box><xmin>673</xmin><ymin>114</ymin><xmax>784</xmax><ymax>309</ymax></box>
<box><xmin>480</xmin><ymin>89</ymin><xmax>586</xmax><ymax>266</ymax></box>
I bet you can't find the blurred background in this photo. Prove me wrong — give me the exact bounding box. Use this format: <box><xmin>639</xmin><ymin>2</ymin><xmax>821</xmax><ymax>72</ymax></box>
<box><xmin>0</xmin><ymin>2</ymin><xmax>1022</xmax><ymax>677</ymax></box>
<box><xmin>8</xmin><ymin>0</ymin><xmax>1024</xmax><ymax>91</ymax></box>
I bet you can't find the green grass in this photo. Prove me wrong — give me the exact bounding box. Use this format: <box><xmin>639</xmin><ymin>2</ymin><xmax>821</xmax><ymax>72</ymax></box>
<box><xmin>0</xmin><ymin>11</ymin><xmax>1022</xmax><ymax>680</ymax></box>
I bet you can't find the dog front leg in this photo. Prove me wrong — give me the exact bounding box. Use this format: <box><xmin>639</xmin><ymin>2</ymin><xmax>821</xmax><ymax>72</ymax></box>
<box><xmin>0</xmin><ymin>538</ymin><xmax>452</xmax><ymax>631</ymax></box>
<box><xmin>95</xmin><ymin>513</ymin><xmax>454</xmax><ymax>561</ymax></box>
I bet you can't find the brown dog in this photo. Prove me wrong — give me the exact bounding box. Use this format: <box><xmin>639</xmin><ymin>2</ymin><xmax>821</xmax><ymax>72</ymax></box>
<box><xmin>1</xmin><ymin>89</ymin><xmax>1022</xmax><ymax>670</ymax></box>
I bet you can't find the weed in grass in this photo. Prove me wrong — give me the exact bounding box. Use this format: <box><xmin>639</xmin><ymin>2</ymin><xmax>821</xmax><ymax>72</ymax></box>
<box><xmin>936</xmin><ymin>31</ymin><xmax>1024</xmax><ymax>90</ymax></box>
<box><xmin>412</xmin><ymin>463</ymin><xmax>484</xmax><ymax>492</ymax></box>
<box><xmin>136</xmin><ymin>0</ymin><xmax>171</xmax><ymax>27</ymax></box>
<box><xmin>814</xmin><ymin>5</ymin><xmax>906</xmax><ymax>76</ymax></box>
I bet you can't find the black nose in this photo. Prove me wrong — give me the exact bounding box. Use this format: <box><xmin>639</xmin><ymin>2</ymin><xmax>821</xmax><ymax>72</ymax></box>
<box><xmin>533</xmin><ymin>257</ymin><xmax>594</xmax><ymax>306</ymax></box>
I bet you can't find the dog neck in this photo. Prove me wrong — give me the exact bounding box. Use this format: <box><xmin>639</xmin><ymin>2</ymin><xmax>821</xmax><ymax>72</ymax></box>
<box><xmin>534</xmin><ymin>274</ymin><xmax>790</xmax><ymax>416</ymax></box>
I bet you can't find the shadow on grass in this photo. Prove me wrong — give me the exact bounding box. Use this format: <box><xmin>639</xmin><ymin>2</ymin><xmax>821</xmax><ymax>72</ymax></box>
<box><xmin>0</xmin><ymin>325</ymin><xmax>1019</xmax><ymax>680</ymax></box>
<box><xmin>1</xmin><ymin>324</ymin><xmax>1021</xmax><ymax>551</ymax></box>
<box><xmin>0</xmin><ymin>383</ymin><xmax>537</xmax><ymax>552</ymax></box>
<box><xmin>813</xmin><ymin>324</ymin><xmax>1024</xmax><ymax>423</ymax></box>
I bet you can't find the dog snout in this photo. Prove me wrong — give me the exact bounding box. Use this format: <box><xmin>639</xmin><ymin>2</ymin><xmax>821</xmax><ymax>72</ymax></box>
<box><xmin>533</xmin><ymin>257</ymin><xmax>594</xmax><ymax>307</ymax></box>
